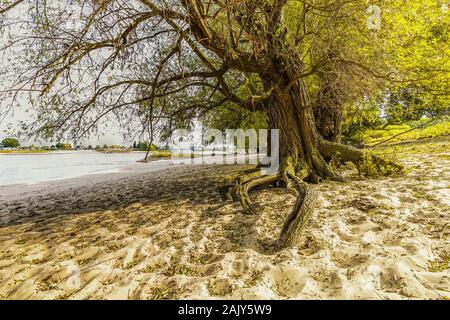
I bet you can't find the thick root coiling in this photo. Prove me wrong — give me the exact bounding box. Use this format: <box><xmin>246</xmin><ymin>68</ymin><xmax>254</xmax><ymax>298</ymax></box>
<box><xmin>218</xmin><ymin>142</ymin><xmax>403</xmax><ymax>251</ymax></box>
<box><xmin>233</xmin><ymin>174</ymin><xmax>282</xmax><ymax>215</ymax></box>
<box><xmin>275</xmin><ymin>173</ymin><xmax>317</xmax><ymax>250</ymax></box>
<box><xmin>319</xmin><ymin>140</ymin><xmax>404</xmax><ymax>172</ymax></box>
<box><xmin>218</xmin><ymin>159</ymin><xmax>317</xmax><ymax>251</ymax></box>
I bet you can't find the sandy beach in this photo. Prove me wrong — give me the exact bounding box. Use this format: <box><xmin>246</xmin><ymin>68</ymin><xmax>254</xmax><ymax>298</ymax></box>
<box><xmin>0</xmin><ymin>139</ymin><xmax>449</xmax><ymax>300</ymax></box>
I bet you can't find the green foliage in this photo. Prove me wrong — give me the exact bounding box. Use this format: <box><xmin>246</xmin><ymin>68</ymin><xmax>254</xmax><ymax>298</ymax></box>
<box><xmin>55</xmin><ymin>142</ymin><xmax>64</xmax><ymax>150</ymax></box>
<box><xmin>343</xmin><ymin>101</ymin><xmax>383</xmax><ymax>142</ymax></box>
<box><xmin>201</xmin><ymin>103</ymin><xmax>268</xmax><ymax>152</ymax></box>
<box><xmin>202</xmin><ymin>103</ymin><xmax>268</xmax><ymax>133</ymax></box>
<box><xmin>136</xmin><ymin>141</ymin><xmax>157</xmax><ymax>151</ymax></box>
<box><xmin>1</xmin><ymin>0</ymin><xmax>448</xmax><ymax>148</ymax></box>
<box><xmin>384</xmin><ymin>86</ymin><xmax>449</xmax><ymax>125</ymax></box>
<box><xmin>357</xmin><ymin>149</ymin><xmax>400</xmax><ymax>178</ymax></box>
<box><xmin>428</xmin><ymin>252</ymin><xmax>450</xmax><ymax>272</ymax></box>
<box><xmin>150</xmin><ymin>150</ymin><xmax>172</xmax><ymax>158</ymax></box>
<box><xmin>357</xmin><ymin>150</ymin><xmax>378</xmax><ymax>177</ymax></box>
<box><xmin>385</xmin><ymin>87</ymin><xmax>427</xmax><ymax>124</ymax></box>
<box><xmin>0</xmin><ymin>149</ymin><xmax>49</xmax><ymax>154</ymax></box>
<box><xmin>378</xmin><ymin>137</ymin><xmax>449</xmax><ymax>157</ymax></box>
<box><xmin>350</xmin><ymin>119</ymin><xmax>450</xmax><ymax>145</ymax></box>
<box><xmin>1</xmin><ymin>137</ymin><xmax>20</xmax><ymax>148</ymax></box>
<box><xmin>322</xmin><ymin>0</ymin><xmax>449</xmax><ymax>144</ymax></box>
<box><xmin>381</xmin><ymin>1</ymin><xmax>450</xmax><ymax>99</ymax></box>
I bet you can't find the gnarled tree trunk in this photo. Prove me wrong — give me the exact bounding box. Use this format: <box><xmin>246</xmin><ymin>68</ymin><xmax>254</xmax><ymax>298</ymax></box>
<box><xmin>313</xmin><ymin>64</ymin><xmax>344</xmax><ymax>143</ymax></box>
<box><xmin>220</xmin><ymin>74</ymin><xmax>337</xmax><ymax>250</ymax></box>
<box><xmin>264</xmin><ymin>78</ymin><xmax>337</xmax><ymax>250</ymax></box>
<box><xmin>314</xmin><ymin>102</ymin><xmax>343</xmax><ymax>143</ymax></box>
<box><xmin>219</xmin><ymin>61</ymin><xmax>402</xmax><ymax>252</ymax></box>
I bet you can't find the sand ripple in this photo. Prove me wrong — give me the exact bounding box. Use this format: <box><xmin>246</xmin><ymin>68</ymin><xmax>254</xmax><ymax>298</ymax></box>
<box><xmin>0</xmin><ymin>140</ymin><xmax>449</xmax><ymax>299</ymax></box>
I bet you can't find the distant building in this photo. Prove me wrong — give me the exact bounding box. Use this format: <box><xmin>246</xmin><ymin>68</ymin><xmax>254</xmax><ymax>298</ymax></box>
<box><xmin>62</xmin><ymin>144</ymin><xmax>72</xmax><ymax>150</ymax></box>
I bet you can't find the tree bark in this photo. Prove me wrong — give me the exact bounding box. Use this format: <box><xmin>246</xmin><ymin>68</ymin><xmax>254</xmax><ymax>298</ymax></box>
<box><xmin>264</xmin><ymin>78</ymin><xmax>336</xmax><ymax>249</ymax></box>
<box><xmin>313</xmin><ymin>70</ymin><xmax>343</xmax><ymax>143</ymax></box>
<box><xmin>314</xmin><ymin>102</ymin><xmax>343</xmax><ymax>143</ymax></box>
<box><xmin>220</xmin><ymin>60</ymin><xmax>402</xmax><ymax>251</ymax></box>
<box><xmin>266</xmin><ymin>78</ymin><xmax>336</xmax><ymax>181</ymax></box>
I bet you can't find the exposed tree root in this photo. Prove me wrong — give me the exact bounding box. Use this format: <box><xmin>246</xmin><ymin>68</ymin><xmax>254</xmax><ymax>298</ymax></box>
<box><xmin>218</xmin><ymin>167</ymin><xmax>262</xmax><ymax>201</ymax></box>
<box><xmin>218</xmin><ymin>157</ymin><xmax>319</xmax><ymax>251</ymax></box>
<box><xmin>218</xmin><ymin>141</ymin><xmax>403</xmax><ymax>252</ymax></box>
<box><xmin>319</xmin><ymin>140</ymin><xmax>404</xmax><ymax>171</ymax></box>
<box><xmin>234</xmin><ymin>174</ymin><xmax>282</xmax><ymax>215</ymax></box>
<box><xmin>275</xmin><ymin>172</ymin><xmax>317</xmax><ymax>250</ymax></box>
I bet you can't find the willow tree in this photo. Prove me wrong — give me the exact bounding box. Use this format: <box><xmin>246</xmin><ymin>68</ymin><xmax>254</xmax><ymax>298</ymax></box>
<box><xmin>308</xmin><ymin>1</ymin><xmax>449</xmax><ymax>144</ymax></box>
<box><xmin>1</xmin><ymin>0</ymin><xmax>406</xmax><ymax>249</ymax></box>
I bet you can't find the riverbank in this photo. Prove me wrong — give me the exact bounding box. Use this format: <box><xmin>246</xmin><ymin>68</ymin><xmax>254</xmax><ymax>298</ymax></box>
<box><xmin>0</xmin><ymin>138</ymin><xmax>448</xmax><ymax>299</ymax></box>
<box><xmin>0</xmin><ymin>151</ymin><xmax>153</xmax><ymax>186</ymax></box>
<box><xmin>0</xmin><ymin>150</ymin><xmax>50</xmax><ymax>154</ymax></box>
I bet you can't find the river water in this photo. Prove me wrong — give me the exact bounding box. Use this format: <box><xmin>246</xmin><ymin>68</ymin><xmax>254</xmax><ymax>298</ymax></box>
<box><xmin>0</xmin><ymin>151</ymin><xmax>145</xmax><ymax>186</ymax></box>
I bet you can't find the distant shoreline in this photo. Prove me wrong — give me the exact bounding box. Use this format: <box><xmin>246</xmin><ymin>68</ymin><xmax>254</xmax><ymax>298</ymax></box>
<box><xmin>0</xmin><ymin>149</ymin><xmax>167</xmax><ymax>155</ymax></box>
<box><xmin>0</xmin><ymin>138</ymin><xmax>449</xmax><ymax>299</ymax></box>
<box><xmin>0</xmin><ymin>150</ymin><xmax>50</xmax><ymax>154</ymax></box>
<box><xmin>0</xmin><ymin>157</ymin><xmax>177</xmax><ymax>201</ymax></box>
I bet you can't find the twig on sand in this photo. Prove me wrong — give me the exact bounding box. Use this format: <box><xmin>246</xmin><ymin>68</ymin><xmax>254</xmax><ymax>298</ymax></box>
<box><xmin>440</xmin><ymin>223</ymin><xmax>449</xmax><ymax>241</ymax></box>
<box><xmin>412</xmin><ymin>274</ymin><xmax>442</xmax><ymax>299</ymax></box>
<box><xmin>59</xmin><ymin>255</ymin><xmax>122</xmax><ymax>282</ymax></box>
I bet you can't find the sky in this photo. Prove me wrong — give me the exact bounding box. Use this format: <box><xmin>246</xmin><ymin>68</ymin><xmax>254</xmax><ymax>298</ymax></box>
<box><xmin>0</xmin><ymin>2</ymin><xmax>126</xmax><ymax>147</ymax></box>
<box><xmin>0</xmin><ymin>101</ymin><xmax>125</xmax><ymax>147</ymax></box>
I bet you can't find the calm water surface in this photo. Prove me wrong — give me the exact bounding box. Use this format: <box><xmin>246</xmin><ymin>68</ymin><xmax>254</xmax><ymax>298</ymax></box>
<box><xmin>0</xmin><ymin>151</ymin><xmax>145</xmax><ymax>186</ymax></box>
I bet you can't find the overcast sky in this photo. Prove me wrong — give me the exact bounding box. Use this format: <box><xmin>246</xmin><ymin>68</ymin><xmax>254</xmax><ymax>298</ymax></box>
<box><xmin>0</xmin><ymin>100</ymin><xmax>126</xmax><ymax>147</ymax></box>
<box><xmin>0</xmin><ymin>3</ymin><xmax>129</xmax><ymax>147</ymax></box>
